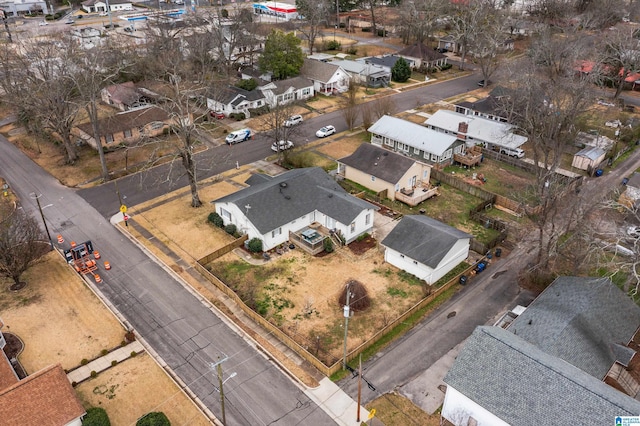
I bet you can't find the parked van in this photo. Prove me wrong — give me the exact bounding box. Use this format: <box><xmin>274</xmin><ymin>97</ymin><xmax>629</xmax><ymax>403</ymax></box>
<box><xmin>499</xmin><ymin>147</ymin><xmax>525</xmax><ymax>159</ymax></box>
<box><xmin>225</xmin><ymin>129</ymin><xmax>252</xmax><ymax>145</ymax></box>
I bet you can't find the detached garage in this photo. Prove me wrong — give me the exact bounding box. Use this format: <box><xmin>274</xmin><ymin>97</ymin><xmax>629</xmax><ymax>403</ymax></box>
<box><xmin>572</xmin><ymin>146</ymin><xmax>606</xmax><ymax>172</ymax></box>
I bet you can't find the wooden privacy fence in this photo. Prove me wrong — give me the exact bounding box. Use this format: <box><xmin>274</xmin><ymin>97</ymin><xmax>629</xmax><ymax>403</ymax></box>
<box><xmin>198</xmin><ymin>235</ymin><xmax>248</xmax><ymax>265</ymax></box>
<box><xmin>431</xmin><ymin>169</ymin><xmax>494</xmax><ymax>201</ymax></box>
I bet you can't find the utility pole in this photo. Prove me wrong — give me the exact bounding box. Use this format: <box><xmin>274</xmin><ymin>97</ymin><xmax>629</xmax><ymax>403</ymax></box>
<box><xmin>342</xmin><ymin>282</ymin><xmax>352</xmax><ymax>370</ymax></box>
<box><xmin>357</xmin><ymin>353</ymin><xmax>362</xmax><ymax>422</ymax></box>
<box><xmin>31</xmin><ymin>193</ymin><xmax>53</xmax><ymax>250</ymax></box>
<box><xmin>217</xmin><ymin>362</ymin><xmax>227</xmax><ymax>426</ymax></box>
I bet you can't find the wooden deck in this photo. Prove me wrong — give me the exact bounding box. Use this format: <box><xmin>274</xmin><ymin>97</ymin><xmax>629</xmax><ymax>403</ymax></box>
<box><xmin>395</xmin><ymin>185</ymin><xmax>440</xmax><ymax>206</ymax></box>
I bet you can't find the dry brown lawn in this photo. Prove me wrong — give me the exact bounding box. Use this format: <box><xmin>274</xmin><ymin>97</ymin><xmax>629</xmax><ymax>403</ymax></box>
<box><xmin>367</xmin><ymin>393</ymin><xmax>441</xmax><ymax>426</ymax></box>
<box><xmin>0</xmin><ymin>246</ymin><xmax>211</xmax><ymax>425</ymax></box>
<box><xmin>76</xmin><ymin>353</ymin><xmax>210</xmax><ymax>426</ymax></box>
<box><xmin>315</xmin><ymin>134</ymin><xmax>365</xmax><ymax>159</ymax></box>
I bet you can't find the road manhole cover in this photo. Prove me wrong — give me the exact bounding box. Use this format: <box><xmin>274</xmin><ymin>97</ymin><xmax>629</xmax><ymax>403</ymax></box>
<box><xmin>447</xmin><ymin>311</ymin><xmax>456</xmax><ymax>318</ymax></box>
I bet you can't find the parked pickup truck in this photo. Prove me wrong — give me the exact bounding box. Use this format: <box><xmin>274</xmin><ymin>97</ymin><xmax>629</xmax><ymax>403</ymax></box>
<box><xmin>225</xmin><ymin>128</ymin><xmax>252</xmax><ymax>145</ymax></box>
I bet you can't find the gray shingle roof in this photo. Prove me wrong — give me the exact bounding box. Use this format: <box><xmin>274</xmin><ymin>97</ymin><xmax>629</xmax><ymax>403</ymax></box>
<box><xmin>381</xmin><ymin>215</ymin><xmax>470</xmax><ymax>268</ymax></box>
<box><xmin>444</xmin><ymin>326</ymin><xmax>640</xmax><ymax>426</ymax></box>
<box><xmin>339</xmin><ymin>143</ymin><xmax>418</xmax><ymax>184</ymax></box>
<box><xmin>213</xmin><ymin>168</ymin><xmax>378</xmax><ymax>234</ymax></box>
<box><xmin>300</xmin><ymin>59</ymin><xmax>342</xmax><ymax>83</ymax></box>
<box><xmin>509</xmin><ymin>276</ymin><xmax>640</xmax><ymax>379</ymax></box>
<box><xmin>270</xmin><ymin>76</ymin><xmax>314</xmax><ymax>95</ymax></box>
<box><xmin>397</xmin><ymin>42</ymin><xmax>447</xmax><ymax>61</ymax></box>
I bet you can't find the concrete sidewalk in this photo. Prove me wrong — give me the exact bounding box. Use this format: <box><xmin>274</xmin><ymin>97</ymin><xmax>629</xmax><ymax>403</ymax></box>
<box><xmin>67</xmin><ymin>340</ymin><xmax>144</xmax><ymax>384</ymax></box>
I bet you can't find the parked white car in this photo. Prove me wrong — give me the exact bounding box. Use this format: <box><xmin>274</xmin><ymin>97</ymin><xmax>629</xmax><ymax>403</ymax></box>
<box><xmin>225</xmin><ymin>128</ymin><xmax>252</xmax><ymax>144</ymax></box>
<box><xmin>271</xmin><ymin>140</ymin><xmax>294</xmax><ymax>152</ymax></box>
<box><xmin>316</xmin><ymin>125</ymin><xmax>336</xmax><ymax>138</ymax></box>
<box><xmin>499</xmin><ymin>147</ymin><xmax>525</xmax><ymax>159</ymax></box>
<box><xmin>284</xmin><ymin>114</ymin><xmax>303</xmax><ymax>127</ymax></box>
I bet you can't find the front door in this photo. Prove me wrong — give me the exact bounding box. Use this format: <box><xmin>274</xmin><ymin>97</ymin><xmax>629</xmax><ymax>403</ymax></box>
<box><xmin>326</xmin><ymin>216</ymin><xmax>336</xmax><ymax>230</ymax></box>
<box><xmin>409</xmin><ymin>175</ymin><xmax>416</xmax><ymax>188</ymax></box>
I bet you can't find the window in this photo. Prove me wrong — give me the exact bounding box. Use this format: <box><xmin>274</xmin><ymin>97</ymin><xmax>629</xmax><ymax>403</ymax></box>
<box><xmin>220</xmin><ymin>208</ymin><xmax>231</xmax><ymax>220</ymax></box>
<box><xmin>124</xmin><ymin>129</ymin><xmax>132</xmax><ymax>138</ymax></box>
<box><xmin>365</xmin><ymin>213</ymin><xmax>370</xmax><ymax>225</ymax></box>
<box><xmin>443</xmin><ymin>149</ymin><xmax>452</xmax><ymax>159</ymax></box>
<box><xmin>431</xmin><ymin>154</ymin><xmax>438</xmax><ymax>162</ymax></box>
<box><xmin>371</xmin><ymin>176</ymin><xmax>376</xmax><ymax>182</ymax></box>
<box><xmin>423</xmin><ymin>170</ymin><xmax>429</xmax><ymax>179</ymax></box>
<box><xmin>106</xmin><ymin>133</ymin><xmax>114</xmax><ymax>143</ymax></box>
<box><xmin>350</xmin><ymin>222</ymin><xmax>355</xmax><ymax>233</ymax></box>
<box><xmin>414</xmin><ymin>147</ymin><xmax>420</xmax><ymax>155</ymax></box>
<box><xmin>397</xmin><ymin>143</ymin><xmax>409</xmax><ymax>152</ymax></box>
<box><xmin>302</xmin><ymin>88</ymin><xmax>311</xmax><ymax>95</ymax></box>
<box><xmin>257</xmin><ymin>100</ymin><xmax>262</xmax><ymax>106</ymax></box>
<box><xmin>395</xmin><ymin>184</ymin><xmax>400</xmax><ymax>191</ymax></box>
<box><xmin>272</xmin><ymin>227</ymin><xmax>282</xmax><ymax>237</ymax></box>
<box><xmin>423</xmin><ymin>151</ymin><xmax>430</xmax><ymax>160</ymax></box>
<box><xmin>384</xmin><ymin>138</ymin><xmax>394</xmax><ymax>147</ymax></box>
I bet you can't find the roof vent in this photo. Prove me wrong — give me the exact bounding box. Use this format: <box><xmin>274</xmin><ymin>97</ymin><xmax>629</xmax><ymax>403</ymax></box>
<box><xmin>284</xmin><ymin>195</ymin><xmax>291</xmax><ymax>200</ymax></box>
<box><xmin>280</xmin><ymin>182</ymin><xmax>288</xmax><ymax>188</ymax></box>
<box><xmin>328</xmin><ymin>194</ymin><xmax>333</xmax><ymax>198</ymax></box>
<box><xmin>374</xmin><ymin>163</ymin><xmax>378</xmax><ymax>166</ymax></box>
<box><xmin>383</xmin><ymin>152</ymin><xmax>388</xmax><ymax>156</ymax></box>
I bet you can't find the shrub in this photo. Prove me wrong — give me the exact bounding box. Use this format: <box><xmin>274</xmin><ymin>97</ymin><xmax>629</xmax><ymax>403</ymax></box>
<box><xmin>376</xmin><ymin>29</ymin><xmax>387</xmax><ymax>37</ymax></box>
<box><xmin>101</xmin><ymin>349</ymin><xmax>109</xmax><ymax>356</ymax></box>
<box><xmin>131</xmin><ymin>351</ymin><xmax>138</xmax><ymax>357</ymax></box>
<box><xmin>230</xmin><ymin>112</ymin><xmax>246</xmax><ymax>121</ymax></box>
<box><xmin>440</xmin><ymin>63</ymin><xmax>452</xmax><ymax>70</ymax></box>
<box><xmin>82</xmin><ymin>407</ymin><xmax>111</xmax><ymax>426</ymax></box>
<box><xmin>90</xmin><ymin>370</ymin><xmax>97</xmax><ymax>378</ymax></box>
<box><xmin>326</xmin><ymin>40</ymin><xmax>341</xmax><ymax>51</ymax></box>
<box><xmin>221</xmin><ymin>8</ymin><xmax>229</xmax><ymax>18</ymax></box>
<box><xmin>224</xmin><ymin>224</ymin><xmax>237</xmax><ymax>235</ymax></box>
<box><xmin>356</xmin><ymin>232</ymin><xmax>370</xmax><ymax>242</ymax></box>
<box><xmin>361</xmin><ymin>26</ymin><xmax>371</xmax><ymax>32</ymax></box>
<box><xmin>323</xmin><ymin>237</ymin><xmax>334</xmax><ymax>253</ymax></box>
<box><xmin>111</xmin><ymin>360</ymin><xmax>118</xmax><ymax>367</ymax></box>
<box><xmin>208</xmin><ymin>212</ymin><xmax>224</xmax><ymax>228</ymax></box>
<box><xmin>235</xmin><ymin>78</ymin><xmax>258</xmax><ymax>91</ymax></box>
<box><xmin>72</xmin><ymin>381</ymin><xmax>77</xmax><ymax>387</ymax></box>
<box><xmin>136</xmin><ymin>412</ymin><xmax>171</xmax><ymax>426</ymax></box>
<box><xmin>247</xmin><ymin>238</ymin><xmax>263</xmax><ymax>253</ymax></box>
<box><xmin>81</xmin><ymin>358</ymin><xmax>89</xmax><ymax>366</ymax></box>
<box><xmin>346</xmin><ymin>46</ymin><xmax>358</xmax><ymax>55</ymax></box>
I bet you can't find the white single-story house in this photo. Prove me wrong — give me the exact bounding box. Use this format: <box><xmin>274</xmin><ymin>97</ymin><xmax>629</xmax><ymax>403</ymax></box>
<box><xmin>368</xmin><ymin>115</ymin><xmax>462</xmax><ymax>167</ymax></box>
<box><xmin>425</xmin><ymin>109</ymin><xmax>527</xmax><ymax>151</ymax></box>
<box><xmin>396</xmin><ymin>42</ymin><xmax>448</xmax><ymax>70</ymax></box>
<box><xmin>444</xmin><ymin>276</ymin><xmax>640</xmax><ymax>426</ymax></box>
<box><xmin>300</xmin><ymin>59</ymin><xmax>350</xmax><ymax>95</ymax></box>
<box><xmin>258</xmin><ymin>76</ymin><xmax>315</xmax><ymax>106</ymax></box>
<box><xmin>330</xmin><ymin>59</ymin><xmax>390</xmax><ymax>88</ymax></box>
<box><xmin>571</xmin><ymin>146</ymin><xmax>606</xmax><ymax>171</ymax></box>
<box><xmin>0</xmin><ymin>0</ymin><xmax>49</xmax><ymax>16</ymax></box>
<box><xmin>381</xmin><ymin>215</ymin><xmax>471</xmax><ymax>284</ymax></box>
<box><xmin>212</xmin><ymin>167</ymin><xmax>379</xmax><ymax>252</ymax></box>
<box><xmin>358</xmin><ymin>55</ymin><xmax>416</xmax><ymax>73</ymax></box>
<box><xmin>81</xmin><ymin>0</ymin><xmax>133</xmax><ymax>13</ymax></box>
<box><xmin>338</xmin><ymin>143</ymin><xmax>432</xmax><ymax>201</ymax></box>
<box><xmin>206</xmin><ymin>86</ymin><xmax>268</xmax><ymax>118</ymax></box>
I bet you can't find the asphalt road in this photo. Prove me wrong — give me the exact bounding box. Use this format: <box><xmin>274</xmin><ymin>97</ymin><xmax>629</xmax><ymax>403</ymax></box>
<box><xmin>78</xmin><ymin>73</ymin><xmax>484</xmax><ymax>217</ymax></box>
<box><xmin>0</xmin><ymin>133</ymin><xmax>335</xmax><ymax>425</ymax></box>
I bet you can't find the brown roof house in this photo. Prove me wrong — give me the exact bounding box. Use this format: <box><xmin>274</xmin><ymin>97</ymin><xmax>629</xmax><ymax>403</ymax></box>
<box><xmin>0</xmin><ymin>320</ymin><xmax>85</xmax><ymax>426</ymax></box>
<box><xmin>101</xmin><ymin>82</ymin><xmax>162</xmax><ymax>112</ymax></box>
<box><xmin>397</xmin><ymin>42</ymin><xmax>448</xmax><ymax>71</ymax></box>
<box><xmin>75</xmin><ymin>106</ymin><xmax>180</xmax><ymax>150</ymax></box>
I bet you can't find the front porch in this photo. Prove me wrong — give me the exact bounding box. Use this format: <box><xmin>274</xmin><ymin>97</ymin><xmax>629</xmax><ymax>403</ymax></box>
<box><xmin>289</xmin><ymin>222</ymin><xmax>332</xmax><ymax>255</ymax></box>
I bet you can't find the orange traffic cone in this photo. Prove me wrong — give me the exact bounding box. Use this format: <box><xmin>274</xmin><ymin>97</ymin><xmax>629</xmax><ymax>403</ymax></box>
<box><xmin>104</xmin><ymin>261</ymin><xmax>111</xmax><ymax>270</ymax></box>
<box><xmin>94</xmin><ymin>274</ymin><xmax>102</xmax><ymax>283</ymax></box>
<box><xmin>94</xmin><ymin>251</ymin><xmax>101</xmax><ymax>259</ymax></box>
<box><xmin>70</xmin><ymin>241</ymin><xmax>77</xmax><ymax>248</ymax></box>
<box><xmin>57</xmin><ymin>235</ymin><xmax>64</xmax><ymax>244</ymax></box>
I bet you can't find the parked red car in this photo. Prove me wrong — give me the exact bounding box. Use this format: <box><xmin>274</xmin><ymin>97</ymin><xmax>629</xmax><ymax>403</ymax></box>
<box><xmin>210</xmin><ymin>111</ymin><xmax>225</xmax><ymax>119</ymax></box>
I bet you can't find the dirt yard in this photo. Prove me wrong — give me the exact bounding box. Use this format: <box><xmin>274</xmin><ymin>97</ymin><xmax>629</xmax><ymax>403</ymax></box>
<box><xmin>0</xmin><ymin>251</ymin><xmax>211</xmax><ymax>425</ymax></box>
<box><xmin>367</xmin><ymin>392</ymin><xmax>441</xmax><ymax>426</ymax></box>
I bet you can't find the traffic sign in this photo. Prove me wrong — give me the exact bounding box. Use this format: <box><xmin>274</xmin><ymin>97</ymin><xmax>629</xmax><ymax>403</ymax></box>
<box><xmin>368</xmin><ymin>409</ymin><xmax>376</xmax><ymax>419</ymax></box>
<box><xmin>120</xmin><ymin>204</ymin><xmax>127</xmax><ymax>213</ymax></box>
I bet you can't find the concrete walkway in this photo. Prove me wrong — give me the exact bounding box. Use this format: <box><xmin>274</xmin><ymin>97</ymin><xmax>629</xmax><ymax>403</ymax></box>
<box><xmin>67</xmin><ymin>341</ymin><xmax>144</xmax><ymax>384</ymax></box>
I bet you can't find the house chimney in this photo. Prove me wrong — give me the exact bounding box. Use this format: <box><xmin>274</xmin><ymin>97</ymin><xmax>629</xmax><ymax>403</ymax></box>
<box><xmin>457</xmin><ymin>122</ymin><xmax>469</xmax><ymax>140</ymax></box>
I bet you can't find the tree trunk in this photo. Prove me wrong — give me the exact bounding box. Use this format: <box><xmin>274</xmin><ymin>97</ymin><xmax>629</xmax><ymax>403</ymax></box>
<box><xmin>181</xmin><ymin>141</ymin><xmax>202</xmax><ymax>208</ymax></box>
<box><xmin>60</xmin><ymin>130</ymin><xmax>78</xmax><ymax>164</ymax></box>
<box><xmin>86</xmin><ymin>101</ymin><xmax>110</xmax><ymax>182</ymax></box>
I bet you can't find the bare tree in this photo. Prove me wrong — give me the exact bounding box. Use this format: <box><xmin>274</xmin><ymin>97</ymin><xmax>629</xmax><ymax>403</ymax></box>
<box><xmin>576</xmin><ymin>0</ymin><xmax>626</xmax><ymax>29</ymax></box>
<box><xmin>397</xmin><ymin>0</ymin><xmax>444</xmax><ymax>45</ymax></box>
<box><xmin>498</xmin><ymin>42</ymin><xmax>596</xmax><ymax>268</ymax></box>
<box><xmin>466</xmin><ymin>4</ymin><xmax>506</xmax><ymax>85</ymax></box>
<box><xmin>256</xmin><ymin>101</ymin><xmax>302</xmax><ymax>161</ymax></box>
<box><xmin>0</xmin><ymin>37</ymin><xmax>83</xmax><ymax>163</ymax></box>
<box><xmin>0</xmin><ymin>204</ymin><xmax>50</xmax><ymax>289</ymax></box>
<box><xmin>342</xmin><ymin>79</ymin><xmax>360</xmax><ymax>131</ymax></box>
<box><xmin>598</xmin><ymin>26</ymin><xmax>640</xmax><ymax>99</ymax></box>
<box><xmin>370</xmin><ymin>96</ymin><xmax>395</xmax><ymax>120</ymax></box>
<box><xmin>446</xmin><ymin>0</ymin><xmax>488</xmax><ymax>70</ymax></box>
<box><xmin>295</xmin><ymin>0</ymin><xmax>328</xmax><ymax>55</ymax></box>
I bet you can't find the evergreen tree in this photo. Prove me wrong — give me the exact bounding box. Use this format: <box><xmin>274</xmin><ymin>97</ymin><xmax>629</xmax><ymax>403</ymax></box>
<box><xmin>391</xmin><ymin>57</ymin><xmax>411</xmax><ymax>82</ymax></box>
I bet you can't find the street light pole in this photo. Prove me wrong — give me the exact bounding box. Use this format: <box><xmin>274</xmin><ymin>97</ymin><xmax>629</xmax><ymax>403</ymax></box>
<box><xmin>211</xmin><ymin>357</ymin><xmax>236</xmax><ymax>426</ymax></box>
<box><xmin>30</xmin><ymin>193</ymin><xmax>53</xmax><ymax>250</ymax></box>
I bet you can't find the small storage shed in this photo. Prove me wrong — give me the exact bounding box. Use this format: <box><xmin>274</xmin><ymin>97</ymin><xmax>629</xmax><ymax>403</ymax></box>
<box><xmin>572</xmin><ymin>146</ymin><xmax>606</xmax><ymax>171</ymax></box>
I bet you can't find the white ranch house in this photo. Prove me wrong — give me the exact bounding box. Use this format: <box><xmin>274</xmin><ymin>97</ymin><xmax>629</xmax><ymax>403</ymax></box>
<box><xmin>300</xmin><ymin>59</ymin><xmax>350</xmax><ymax>95</ymax></box>
<box><xmin>367</xmin><ymin>115</ymin><xmax>462</xmax><ymax>167</ymax></box>
<box><xmin>425</xmin><ymin>109</ymin><xmax>527</xmax><ymax>151</ymax></box>
<box><xmin>81</xmin><ymin>0</ymin><xmax>133</xmax><ymax>13</ymax></box>
<box><xmin>212</xmin><ymin>168</ymin><xmax>378</xmax><ymax>252</ymax></box>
